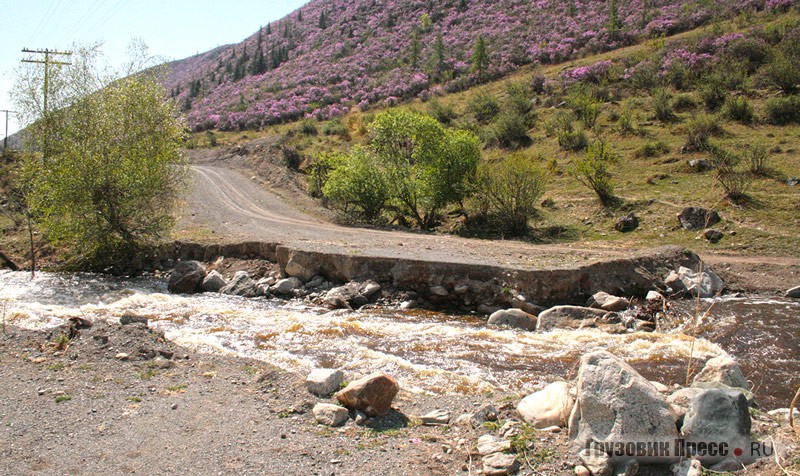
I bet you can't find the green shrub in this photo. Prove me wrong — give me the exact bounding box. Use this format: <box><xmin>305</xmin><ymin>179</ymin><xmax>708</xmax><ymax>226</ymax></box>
<box><xmin>492</xmin><ymin>111</ymin><xmax>531</xmax><ymax>149</ymax></box>
<box><xmin>708</xmin><ymin>144</ymin><xmax>753</xmax><ymax>203</ymax></box>
<box><xmin>747</xmin><ymin>143</ymin><xmax>769</xmax><ymax>175</ymax></box>
<box><xmin>652</xmin><ymin>89</ymin><xmax>675</xmax><ymax>122</ymax></box>
<box><xmin>568</xmin><ymin>87</ymin><xmax>602</xmax><ymax>129</ymax></box>
<box><xmin>473</xmin><ymin>152</ymin><xmax>548</xmax><ymax>236</ymax></box>
<box><xmin>722</xmin><ymin>96</ymin><xmax>754</xmax><ymax>124</ymax></box>
<box><xmin>427</xmin><ymin>99</ymin><xmax>456</xmax><ymax>124</ymax></box>
<box><xmin>322</xmin><ymin>119</ymin><xmax>350</xmax><ymax>138</ymax></box>
<box><xmin>685</xmin><ymin>114</ymin><xmax>724</xmax><ymax>151</ymax></box>
<box><xmin>672</xmin><ymin>94</ymin><xmax>698</xmax><ymax>112</ymax></box>
<box><xmin>308</xmin><ymin>153</ymin><xmax>344</xmax><ymax>198</ymax></box>
<box><xmin>764</xmin><ymin>95</ymin><xmax>800</xmax><ymax>124</ymax></box>
<box><xmin>572</xmin><ymin>140</ymin><xmax>620</xmax><ymax>206</ymax></box>
<box><xmin>616</xmin><ymin>110</ymin><xmax>636</xmax><ymax>135</ymax></box>
<box><xmin>299</xmin><ymin>119</ymin><xmax>318</xmax><ymax>135</ymax></box>
<box><xmin>548</xmin><ymin>111</ymin><xmax>588</xmax><ymax>152</ymax></box>
<box><xmin>763</xmin><ymin>48</ymin><xmax>800</xmax><ymax>94</ymax></box>
<box><xmin>469</xmin><ymin>91</ymin><xmax>501</xmax><ymax>123</ymax></box>
<box><xmin>699</xmin><ymin>79</ymin><xmax>727</xmax><ymax>112</ymax></box>
<box><xmin>322</xmin><ymin>147</ymin><xmax>389</xmax><ymax>222</ymax></box>
<box><xmin>635</xmin><ymin>141</ymin><xmax>670</xmax><ymax>158</ymax></box>
<box><xmin>282</xmin><ymin>147</ymin><xmax>303</xmax><ymax>170</ymax></box>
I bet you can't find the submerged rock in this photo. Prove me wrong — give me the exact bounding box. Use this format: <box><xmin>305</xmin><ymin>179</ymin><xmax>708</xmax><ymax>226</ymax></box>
<box><xmin>536</xmin><ymin>306</ymin><xmax>609</xmax><ymax>331</ymax></box>
<box><xmin>168</xmin><ymin>261</ymin><xmax>206</xmax><ymax>294</ymax></box>
<box><xmin>487</xmin><ymin>308</ymin><xmax>537</xmax><ymax>331</ymax></box>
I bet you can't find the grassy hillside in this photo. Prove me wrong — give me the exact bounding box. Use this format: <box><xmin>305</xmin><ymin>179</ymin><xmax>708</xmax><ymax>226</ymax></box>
<box><xmin>188</xmin><ymin>7</ymin><xmax>800</xmax><ymax>258</ymax></box>
<box><xmin>165</xmin><ymin>0</ymin><xmax>786</xmax><ymax>132</ymax></box>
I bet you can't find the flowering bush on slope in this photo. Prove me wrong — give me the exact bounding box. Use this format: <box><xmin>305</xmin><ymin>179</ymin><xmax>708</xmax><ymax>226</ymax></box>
<box><xmin>162</xmin><ymin>0</ymin><xmax>793</xmax><ymax>131</ymax></box>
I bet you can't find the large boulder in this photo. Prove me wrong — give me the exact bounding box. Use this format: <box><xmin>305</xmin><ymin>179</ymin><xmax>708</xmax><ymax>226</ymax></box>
<box><xmin>220</xmin><ymin>271</ymin><xmax>260</xmax><ymax>297</ymax></box>
<box><xmin>323</xmin><ymin>281</ymin><xmax>382</xmax><ymax>309</ymax></box>
<box><xmin>335</xmin><ymin>372</ymin><xmax>399</xmax><ymax>417</ymax></box>
<box><xmin>665</xmin><ymin>266</ymin><xmax>724</xmax><ymax>298</ymax></box>
<box><xmin>586</xmin><ymin>291</ymin><xmax>630</xmax><ymax>312</ymax></box>
<box><xmin>517</xmin><ymin>381</ymin><xmax>574</xmax><ymax>428</ymax></box>
<box><xmin>678</xmin><ymin>207</ymin><xmax>721</xmax><ymax>231</ymax></box>
<box><xmin>488</xmin><ymin>309</ymin><xmax>537</xmax><ymax>331</ymax></box>
<box><xmin>568</xmin><ymin>351</ymin><xmax>679</xmax><ymax>455</ymax></box>
<box><xmin>536</xmin><ymin>306</ymin><xmax>610</xmax><ymax>331</ymax></box>
<box><xmin>681</xmin><ymin>388</ymin><xmax>752</xmax><ymax>465</ymax></box>
<box><xmin>692</xmin><ymin>355</ymin><xmax>749</xmax><ymax>390</ymax></box>
<box><xmin>200</xmin><ymin>270</ymin><xmax>227</xmax><ymax>293</ymax></box>
<box><xmin>168</xmin><ymin>261</ymin><xmax>206</xmax><ymax>294</ymax></box>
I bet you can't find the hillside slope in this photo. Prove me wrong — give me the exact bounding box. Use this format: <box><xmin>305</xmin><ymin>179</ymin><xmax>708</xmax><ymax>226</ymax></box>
<box><xmin>164</xmin><ymin>0</ymin><xmax>777</xmax><ymax>131</ymax></box>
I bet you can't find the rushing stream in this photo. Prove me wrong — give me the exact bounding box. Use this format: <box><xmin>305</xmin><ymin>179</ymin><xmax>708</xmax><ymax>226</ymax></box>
<box><xmin>1</xmin><ymin>270</ymin><xmax>797</xmax><ymax>409</ymax></box>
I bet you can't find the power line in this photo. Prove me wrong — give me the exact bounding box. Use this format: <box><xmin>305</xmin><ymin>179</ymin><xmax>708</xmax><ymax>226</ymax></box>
<box><xmin>21</xmin><ymin>48</ymin><xmax>73</xmax><ymax>114</ymax></box>
<box><xmin>0</xmin><ymin>110</ymin><xmax>17</xmax><ymax>151</ymax></box>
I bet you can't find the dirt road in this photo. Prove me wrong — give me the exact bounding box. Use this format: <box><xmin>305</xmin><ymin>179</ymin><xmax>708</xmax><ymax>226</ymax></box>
<box><xmin>177</xmin><ymin>165</ymin><xmax>800</xmax><ymax>291</ymax></box>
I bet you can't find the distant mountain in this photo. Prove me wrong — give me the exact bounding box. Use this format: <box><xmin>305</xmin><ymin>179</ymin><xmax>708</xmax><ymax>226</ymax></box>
<box><xmin>163</xmin><ymin>0</ymin><xmax>775</xmax><ymax>131</ymax></box>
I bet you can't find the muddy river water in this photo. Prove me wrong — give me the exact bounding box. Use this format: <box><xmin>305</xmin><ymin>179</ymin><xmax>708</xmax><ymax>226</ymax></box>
<box><xmin>1</xmin><ymin>270</ymin><xmax>797</xmax><ymax>409</ymax></box>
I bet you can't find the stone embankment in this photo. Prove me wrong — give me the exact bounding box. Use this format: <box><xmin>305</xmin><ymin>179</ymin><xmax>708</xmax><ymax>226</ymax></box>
<box><xmin>157</xmin><ymin>241</ymin><xmax>703</xmax><ymax>313</ymax></box>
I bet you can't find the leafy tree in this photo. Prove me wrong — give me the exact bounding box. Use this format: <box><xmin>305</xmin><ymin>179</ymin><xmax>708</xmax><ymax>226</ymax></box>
<box><xmin>474</xmin><ymin>152</ymin><xmax>548</xmax><ymax>236</ymax></box>
<box><xmin>471</xmin><ymin>34</ymin><xmax>488</xmax><ymax>81</ymax></box>
<box><xmin>431</xmin><ymin>33</ymin><xmax>447</xmax><ymax>82</ymax></box>
<box><xmin>322</xmin><ymin>110</ymin><xmax>480</xmax><ymax>229</ymax></box>
<box><xmin>14</xmin><ymin>44</ymin><xmax>188</xmax><ymax>269</ymax></box>
<box><xmin>572</xmin><ymin>139</ymin><xmax>620</xmax><ymax>206</ymax></box>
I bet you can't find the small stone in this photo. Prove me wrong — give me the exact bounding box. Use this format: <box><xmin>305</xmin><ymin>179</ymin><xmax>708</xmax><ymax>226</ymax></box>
<box><xmin>430</xmin><ymin>285</ymin><xmax>449</xmax><ymax>297</ymax></box>
<box><xmin>476</xmin><ymin>435</ymin><xmax>512</xmax><ymax>456</ymax></box>
<box><xmin>271</xmin><ymin>277</ymin><xmax>304</xmax><ymax>296</ymax></box>
<box><xmin>646</xmin><ymin>290</ymin><xmax>664</xmax><ymax>302</ymax></box>
<box><xmin>671</xmin><ymin>458</ymin><xmax>702</xmax><ymax>476</ymax></box>
<box><xmin>115</xmin><ymin>353</ymin><xmax>129</xmax><ymax>361</ymax></box>
<box><xmin>420</xmin><ymin>409</ymin><xmax>451</xmax><ymax>426</ymax></box>
<box><xmin>487</xmin><ymin>309</ymin><xmax>537</xmax><ymax>331</ymax></box>
<box><xmin>354</xmin><ymin>410</ymin><xmax>368</xmax><ymax>425</ymax></box>
<box><xmin>119</xmin><ymin>314</ymin><xmax>148</xmax><ymax>326</ymax></box>
<box><xmin>313</xmin><ymin>403</ymin><xmax>349</xmax><ymax>427</ymax></box>
<box><xmin>704</xmin><ymin>228</ymin><xmax>723</xmax><ymax>244</ymax></box>
<box><xmin>649</xmin><ymin>381</ymin><xmax>670</xmax><ymax>393</ymax></box>
<box><xmin>786</xmin><ymin>286</ymin><xmax>800</xmax><ymax>299</ymax></box>
<box><xmin>470</xmin><ymin>404</ymin><xmax>498</xmax><ymax>428</ymax></box>
<box><xmin>481</xmin><ymin>452</ymin><xmax>520</xmax><ymax>476</ymax></box>
<box><xmin>586</xmin><ymin>291</ymin><xmax>630</xmax><ymax>312</ymax></box>
<box><xmin>171</xmin><ymin>403</ymin><xmax>178</xmax><ymax>410</ymax></box>
<box><xmin>539</xmin><ymin>425</ymin><xmax>561</xmax><ymax>433</ymax></box>
<box><xmin>498</xmin><ymin>420</ymin><xmax>521</xmax><ymax>438</ymax></box>
<box><xmin>614</xmin><ymin>212</ymin><xmax>639</xmax><ymax>233</ymax></box>
<box><xmin>578</xmin><ymin>448</ymin><xmax>612</xmax><ymax>476</ymax></box>
<box><xmin>574</xmin><ymin>465</ymin><xmax>591</xmax><ymax>476</ymax></box>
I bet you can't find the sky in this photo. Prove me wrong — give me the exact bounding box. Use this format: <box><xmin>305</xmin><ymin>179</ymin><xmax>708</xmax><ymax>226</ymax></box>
<box><xmin>0</xmin><ymin>0</ymin><xmax>310</xmax><ymax>138</ymax></box>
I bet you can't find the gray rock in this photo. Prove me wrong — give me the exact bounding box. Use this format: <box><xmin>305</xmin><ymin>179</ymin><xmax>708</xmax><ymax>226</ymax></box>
<box><xmin>119</xmin><ymin>313</ymin><xmax>148</xmax><ymax>326</ymax></box>
<box><xmin>429</xmin><ymin>285</ymin><xmax>449</xmax><ymax>297</ymax></box>
<box><xmin>681</xmin><ymin>389</ymin><xmax>752</xmax><ymax>463</ymax></box>
<box><xmin>688</xmin><ymin>159</ymin><xmax>710</xmax><ymax>172</ymax></box>
<box><xmin>614</xmin><ymin>212</ymin><xmax>639</xmax><ymax>233</ymax></box>
<box><xmin>284</xmin><ymin>256</ymin><xmax>316</xmax><ymax>282</ymax></box>
<box><xmin>306</xmin><ymin>369</ymin><xmax>345</xmax><ymax>396</ymax></box>
<box><xmin>511</xmin><ymin>298</ymin><xmax>545</xmax><ymax>316</ymax></box>
<box><xmin>646</xmin><ymin>290</ymin><xmax>665</xmax><ymax>302</ymax></box>
<box><xmin>477</xmin><ymin>434</ymin><xmax>512</xmax><ymax>456</ymax></box>
<box><xmin>324</xmin><ymin>281</ymin><xmax>382</xmax><ymax>309</ymax></box>
<box><xmin>568</xmin><ymin>351</ymin><xmax>679</xmax><ymax>452</ymax></box>
<box><xmin>420</xmin><ymin>409</ymin><xmax>451</xmax><ymax>426</ymax></box>
<box><xmin>220</xmin><ymin>271</ymin><xmax>260</xmax><ymax>298</ymax></box>
<box><xmin>517</xmin><ymin>381</ymin><xmax>574</xmax><ymax>428</ymax></box>
<box><xmin>691</xmin><ymin>381</ymin><xmax>754</xmax><ymax>404</ymax></box>
<box><xmin>671</xmin><ymin>459</ymin><xmax>702</xmax><ymax>476</ymax></box>
<box><xmin>785</xmin><ymin>177</ymin><xmax>800</xmax><ymax>187</ymax></box>
<box><xmin>678</xmin><ymin>207</ymin><xmax>721</xmax><ymax>231</ymax></box>
<box><xmin>481</xmin><ymin>452</ymin><xmax>520</xmax><ymax>476</ymax></box>
<box><xmin>305</xmin><ymin>275</ymin><xmax>326</xmax><ymax>289</ymax></box>
<box><xmin>488</xmin><ymin>309</ymin><xmax>537</xmax><ymax>331</ymax></box>
<box><xmin>704</xmin><ymin>228</ymin><xmax>723</xmax><ymax>244</ymax></box>
<box><xmin>200</xmin><ymin>270</ymin><xmax>227</xmax><ymax>293</ymax></box>
<box><xmin>536</xmin><ymin>306</ymin><xmax>609</xmax><ymax>331</ymax></box>
<box><xmin>312</xmin><ymin>403</ymin><xmax>349</xmax><ymax>427</ymax></box>
<box><xmin>574</xmin><ymin>465</ymin><xmax>591</xmax><ymax>476</ymax></box>
<box><xmin>587</xmin><ymin>292</ymin><xmax>630</xmax><ymax>312</ymax></box>
<box><xmin>667</xmin><ymin>387</ymin><xmax>705</xmax><ymax>409</ymax></box>
<box><xmin>786</xmin><ymin>286</ymin><xmax>800</xmax><ymax>299</ymax></box>
<box><xmin>470</xmin><ymin>404</ymin><xmax>499</xmax><ymax>428</ymax></box>
<box><xmin>255</xmin><ymin>277</ymin><xmax>273</xmax><ymax>296</ymax></box>
<box><xmin>168</xmin><ymin>261</ymin><xmax>206</xmax><ymax>294</ymax></box>
<box><xmin>271</xmin><ymin>277</ymin><xmax>304</xmax><ymax>296</ymax></box>
<box><xmin>693</xmin><ymin>355</ymin><xmax>749</xmax><ymax>390</ymax></box>
<box><xmin>664</xmin><ymin>266</ymin><xmax>724</xmax><ymax>298</ymax></box>
<box><xmin>578</xmin><ymin>448</ymin><xmax>612</xmax><ymax>476</ymax></box>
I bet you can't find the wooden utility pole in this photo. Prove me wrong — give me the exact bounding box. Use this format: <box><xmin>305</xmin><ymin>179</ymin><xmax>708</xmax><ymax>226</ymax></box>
<box><xmin>21</xmin><ymin>48</ymin><xmax>72</xmax><ymax>114</ymax></box>
<box><xmin>0</xmin><ymin>110</ymin><xmax>15</xmax><ymax>151</ymax></box>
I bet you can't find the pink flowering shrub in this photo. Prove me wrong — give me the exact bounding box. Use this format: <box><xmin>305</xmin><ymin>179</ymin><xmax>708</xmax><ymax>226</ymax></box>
<box><xmin>163</xmin><ymin>0</ymin><xmax>776</xmax><ymax>131</ymax></box>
